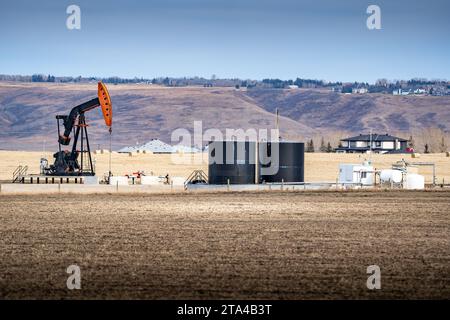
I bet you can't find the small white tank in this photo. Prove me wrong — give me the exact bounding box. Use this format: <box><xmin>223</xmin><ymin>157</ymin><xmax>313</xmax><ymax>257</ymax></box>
<box><xmin>380</xmin><ymin>169</ymin><xmax>403</xmax><ymax>184</ymax></box>
<box><xmin>140</xmin><ymin>175</ymin><xmax>161</xmax><ymax>185</ymax></box>
<box><xmin>109</xmin><ymin>176</ymin><xmax>129</xmax><ymax>185</ymax></box>
<box><xmin>170</xmin><ymin>177</ymin><xmax>186</xmax><ymax>186</ymax></box>
<box><xmin>405</xmin><ymin>173</ymin><xmax>425</xmax><ymax>190</ymax></box>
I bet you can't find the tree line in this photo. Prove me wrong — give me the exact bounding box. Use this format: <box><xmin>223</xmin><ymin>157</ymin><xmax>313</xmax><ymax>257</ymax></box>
<box><xmin>2</xmin><ymin>74</ymin><xmax>446</xmax><ymax>91</ymax></box>
<box><xmin>305</xmin><ymin>137</ymin><xmax>337</xmax><ymax>153</ymax></box>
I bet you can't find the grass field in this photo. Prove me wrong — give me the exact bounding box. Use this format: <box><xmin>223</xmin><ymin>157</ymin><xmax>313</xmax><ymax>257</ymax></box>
<box><xmin>1</xmin><ymin>151</ymin><xmax>450</xmax><ymax>183</ymax></box>
<box><xmin>0</xmin><ymin>191</ymin><xmax>449</xmax><ymax>299</ymax></box>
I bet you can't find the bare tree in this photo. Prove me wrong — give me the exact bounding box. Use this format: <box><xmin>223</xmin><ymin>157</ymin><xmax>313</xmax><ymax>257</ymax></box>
<box><xmin>439</xmin><ymin>136</ymin><xmax>448</xmax><ymax>153</ymax></box>
<box><xmin>408</xmin><ymin>135</ymin><xmax>415</xmax><ymax>149</ymax></box>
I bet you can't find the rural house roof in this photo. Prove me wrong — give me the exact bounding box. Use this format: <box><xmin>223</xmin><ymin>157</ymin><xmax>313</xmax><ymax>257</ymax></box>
<box><xmin>118</xmin><ymin>139</ymin><xmax>201</xmax><ymax>153</ymax></box>
<box><xmin>342</xmin><ymin>134</ymin><xmax>407</xmax><ymax>142</ymax></box>
<box><xmin>118</xmin><ymin>139</ymin><xmax>174</xmax><ymax>153</ymax></box>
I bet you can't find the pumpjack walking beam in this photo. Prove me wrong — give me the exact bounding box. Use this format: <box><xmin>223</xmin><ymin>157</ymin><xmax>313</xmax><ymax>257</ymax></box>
<box><xmin>46</xmin><ymin>82</ymin><xmax>113</xmax><ymax>176</ymax></box>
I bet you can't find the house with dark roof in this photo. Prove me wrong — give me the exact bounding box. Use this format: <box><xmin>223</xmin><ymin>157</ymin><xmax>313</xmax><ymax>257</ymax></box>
<box><xmin>335</xmin><ymin>133</ymin><xmax>409</xmax><ymax>154</ymax></box>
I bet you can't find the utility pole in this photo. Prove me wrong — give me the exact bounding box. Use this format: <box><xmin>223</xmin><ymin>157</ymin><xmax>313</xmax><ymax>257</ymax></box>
<box><xmin>275</xmin><ymin>108</ymin><xmax>281</xmax><ymax>141</ymax></box>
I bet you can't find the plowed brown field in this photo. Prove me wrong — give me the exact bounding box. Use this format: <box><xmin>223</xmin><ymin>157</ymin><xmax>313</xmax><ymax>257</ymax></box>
<box><xmin>0</xmin><ymin>190</ymin><xmax>449</xmax><ymax>299</ymax></box>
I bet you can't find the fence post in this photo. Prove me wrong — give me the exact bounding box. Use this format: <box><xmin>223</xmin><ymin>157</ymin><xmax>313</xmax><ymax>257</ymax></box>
<box><xmin>116</xmin><ymin>181</ymin><xmax>119</xmax><ymax>193</ymax></box>
<box><xmin>433</xmin><ymin>165</ymin><xmax>436</xmax><ymax>186</ymax></box>
<box><xmin>227</xmin><ymin>179</ymin><xmax>230</xmax><ymax>192</ymax></box>
<box><xmin>281</xmin><ymin>179</ymin><xmax>284</xmax><ymax>191</ymax></box>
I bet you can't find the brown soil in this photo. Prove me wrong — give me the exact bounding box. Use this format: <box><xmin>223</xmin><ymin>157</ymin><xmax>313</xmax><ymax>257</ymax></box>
<box><xmin>0</xmin><ymin>190</ymin><xmax>449</xmax><ymax>299</ymax></box>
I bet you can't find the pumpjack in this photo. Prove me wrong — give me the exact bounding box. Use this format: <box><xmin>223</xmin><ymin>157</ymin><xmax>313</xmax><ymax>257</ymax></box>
<box><xmin>43</xmin><ymin>82</ymin><xmax>113</xmax><ymax>176</ymax></box>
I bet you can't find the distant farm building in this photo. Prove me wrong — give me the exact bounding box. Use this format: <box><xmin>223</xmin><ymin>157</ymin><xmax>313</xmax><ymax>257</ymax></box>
<box><xmin>393</xmin><ymin>89</ymin><xmax>410</xmax><ymax>95</ymax></box>
<box><xmin>352</xmin><ymin>87</ymin><xmax>368</xmax><ymax>94</ymax></box>
<box><xmin>335</xmin><ymin>134</ymin><xmax>409</xmax><ymax>154</ymax></box>
<box><xmin>392</xmin><ymin>88</ymin><xmax>427</xmax><ymax>96</ymax></box>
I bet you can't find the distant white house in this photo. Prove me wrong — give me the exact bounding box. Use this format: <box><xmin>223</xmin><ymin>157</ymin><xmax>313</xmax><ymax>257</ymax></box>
<box><xmin>287</xmin><ymin>85</ymin><xmax>299</xmax><ymax>89</ymax></box>
<box><xmin>335</xmin><ymin>133</ymin><xmax>409</xmax><ymax>154</ymax></box>
<box><xmin>393</xmin><ymin>88</ymin><xmax>427</xmax><ymax>96</ymax></box>
<box><xmin>414</xmin><ymin>88</ymin><xmax>427</xmax><ymax>95</ymax></box>
<box><xmin>352</xmin><ymin>87</ymin><xmax>368</xmax><ymax>94</ymax></box>
<box><xmin>393</xmin><ymin>88</ymin><xmax>412</xmax><ymax>95</ymax></box>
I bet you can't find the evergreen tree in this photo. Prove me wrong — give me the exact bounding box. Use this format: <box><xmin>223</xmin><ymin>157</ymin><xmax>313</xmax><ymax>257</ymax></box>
<box><xmin>31</xmin><ymin>74</ymin><xmax>44</xmax><ymax>82</ymax></box>
<box><xmin>306</xmin><ymin>139</ymin><xmax>315</xmax><ymax>153</ymax></box>
<box><xmin>319</xmin><ymin>137</ymin><xmax>327</xmax><ymax>152</ymax></box>
<box><xmin>424</xmin><ymin>143</ymin><xmax>430</xmax><ymax>154</ymax></box>
<box><xmin>326</xmin><ymin>142</ymin><xmax>333</xmax><ymax>153</ymax></box>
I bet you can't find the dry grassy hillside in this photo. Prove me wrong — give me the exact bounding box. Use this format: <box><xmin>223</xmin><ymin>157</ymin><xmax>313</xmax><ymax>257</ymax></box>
<box><xmin>1</xmin><ymin>82</ymin><xmax>449</xmax><ymax>151</ymax></box>
<box><xmin>245</xmin><ymin>88</ymin><xmax>450</xmax><ymax>133</ymax></box>
<box><xmin>1</xmin><ymin>151</ymin><xmax>449</xmax><ymax>184</ymax></box>
<box><xmin>244</xmin><ymin>88</ymin><xmax>450</xmax><ymax>150</ymax></box>
<box><xmin>0</xmin><ymin>82</ymin><xmax>313</xmax><ymax>151</ymax></box>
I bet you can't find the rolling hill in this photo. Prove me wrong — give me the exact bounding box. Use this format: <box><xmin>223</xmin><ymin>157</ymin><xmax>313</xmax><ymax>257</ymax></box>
<box><xmin>0</xmin><ymin>82</ymin><xmax>449</xmax><ymax>151</ymax></box>
<box><xmin>243</xmin><ymin>88</ymin><xmax>450</xmax><ymax>133</ymax></box>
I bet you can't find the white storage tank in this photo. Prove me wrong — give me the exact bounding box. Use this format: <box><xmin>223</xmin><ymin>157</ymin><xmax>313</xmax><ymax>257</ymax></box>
<box><xmin>140</xmin><ymin>175</ymin><xmax>162</xmax><ymax>185</ymax></box>
<box><xmin>380</xmin><ymin>169</ymin><xmax>403</xmax><ymax>184</ymax></box>
<box><xmin>83</xmin><ymin>176</ymin><xmax>99</xmax><ymax>185</ymax></box>
<box><xmin>170</xmin><ymin>177</ymin><xmax>186</xmax><ymax>186</ymax></box>
<box><xmin>109</xmin><ymin>176</ymin><xmax>129</xmax><ymax>186</ymax></box>
<box><xmin>405</xmin><ymin>173</ymin><xmax>425</xmax><ymax>190</ymax></box>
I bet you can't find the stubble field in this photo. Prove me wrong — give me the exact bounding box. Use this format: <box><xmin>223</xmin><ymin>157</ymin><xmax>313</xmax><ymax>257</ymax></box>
<box><xmin>0</xmin><ymin>190</ymin><xmax>449</xmax><ymax>299</ymax></box>
<box><xmin>1</xmin><ymin>151</ymin><xmax>450</xmax><ymax>183</ymax></box>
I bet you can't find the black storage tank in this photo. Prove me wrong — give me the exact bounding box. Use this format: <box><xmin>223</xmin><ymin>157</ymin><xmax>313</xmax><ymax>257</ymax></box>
<box><xmin>258</xmin><ymin>142</ymin><xmax>304</xmax><ymax>183</ymax></box>
<box><xmin>208</xmin><ymin>141</ymin><xmax>256</xmax><ymax>184</ymax></box>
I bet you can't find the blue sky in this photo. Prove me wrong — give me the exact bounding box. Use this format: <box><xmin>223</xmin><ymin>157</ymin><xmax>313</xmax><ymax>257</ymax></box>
<box><xmin>0</xmin><ymin>0</ymin><xmax>449</xmax><ymax>83</ymax></box>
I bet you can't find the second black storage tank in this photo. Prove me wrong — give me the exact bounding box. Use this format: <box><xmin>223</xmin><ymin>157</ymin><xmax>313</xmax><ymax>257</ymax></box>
<box><xmin>258</xmin><ymin>142</ymin><xmax>304</xmax><ymax>183</ymax></box>
<box><xmin>208</xmin><ymin>141</ymin><xmax>256</xmax><ymax>184</ymax></box>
